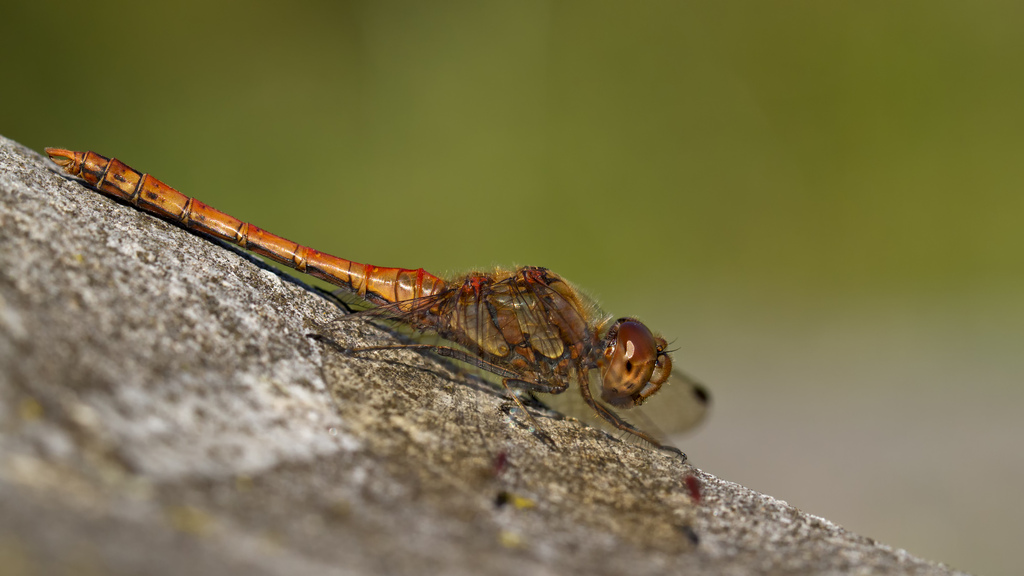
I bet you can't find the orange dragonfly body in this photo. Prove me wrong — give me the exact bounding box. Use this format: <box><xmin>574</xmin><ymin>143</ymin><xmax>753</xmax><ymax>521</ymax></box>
<box><xmin>46</xmin><ymin>148</ymin><xmax>709</xmax><ymax>458</ymax></box>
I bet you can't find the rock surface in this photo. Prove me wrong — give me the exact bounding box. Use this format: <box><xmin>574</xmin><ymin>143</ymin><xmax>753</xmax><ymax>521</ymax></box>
<box><xmin>0</xmin><ymin>135</ymin><xmax>966</xmax><ymax>575</ymax></box>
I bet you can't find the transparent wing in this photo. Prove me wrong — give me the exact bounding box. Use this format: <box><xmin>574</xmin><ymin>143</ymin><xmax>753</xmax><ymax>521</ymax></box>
<box><xmin>330</xmin><ymin>287</ymin><xmax>452</xmax><ymax>326</ymax></box>
<box><xmin>629</xmin><ymin>368</ymin><xmax>710</xmax><ymax>436</ymax></box>
<box><xmin>539</xmin><ymin>369</ymin><xmax>710</xmax><ymax>445</ymax></box>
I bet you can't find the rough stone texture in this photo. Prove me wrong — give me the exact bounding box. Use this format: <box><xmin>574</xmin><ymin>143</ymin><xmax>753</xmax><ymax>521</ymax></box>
<box><xmin>0</xmin><ymin>135</ymin><xmax>967</xmax><ymax>576</ymax></box>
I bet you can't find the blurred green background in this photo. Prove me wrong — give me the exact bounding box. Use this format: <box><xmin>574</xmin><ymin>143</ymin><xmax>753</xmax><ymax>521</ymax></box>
<box><xmin>3</xmin><ymin>2</ymin><xmax>1022</xmax><ymax>574</ymax></box>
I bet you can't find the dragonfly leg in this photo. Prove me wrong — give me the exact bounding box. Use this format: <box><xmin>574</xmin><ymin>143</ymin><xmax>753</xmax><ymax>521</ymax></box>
<box><xmin>306</xmin><ymin>336</ymin><xmax>530</xmax><ymax>389</ymax></box>
<box><xmin>497</xmin><ymin>399</ymin><xmax>556</xmax><ymax>449</ymax></box>
<box><xmin>575</xmin><ymin>374</ymin><xmax>686</xmax><ymax>461</ymax></box>
<box><xmin>501</xmin><ymin>378</ymin><xmax>568</xmax><ymax>396</ymax></box>
<box><xmin>305</xmin><ymin>335</ymin><xmax>448</xmax><ymax>359</ymax></box>
<box><xmin>306</xmin><ymin>336</ymin><xmax>559</xmax><ymax>447</ymax></box>
<box><xmin>325</xmin><ymin>341</ymin><xmax>531</xmax><ymax>384</ymax></box>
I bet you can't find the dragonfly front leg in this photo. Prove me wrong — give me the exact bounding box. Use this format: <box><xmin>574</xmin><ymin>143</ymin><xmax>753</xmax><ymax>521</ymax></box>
<box><xmin>575</xmin><ymin>371</ymin><xmax>686</xmax><ymax>461</ymax></box>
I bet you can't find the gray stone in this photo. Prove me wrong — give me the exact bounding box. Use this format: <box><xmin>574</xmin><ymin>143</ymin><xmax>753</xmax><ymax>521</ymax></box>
<box><xmin>0</xmin><ymin>135</ymin><xmax>966</xmax><ymax>575</ymax></box>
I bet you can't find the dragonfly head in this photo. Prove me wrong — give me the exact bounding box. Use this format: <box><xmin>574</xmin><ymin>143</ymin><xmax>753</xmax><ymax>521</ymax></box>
<box><xmin>599</xmin><ymin>318</ymin><xmax>672</xmax><ymax>409</ymax></box>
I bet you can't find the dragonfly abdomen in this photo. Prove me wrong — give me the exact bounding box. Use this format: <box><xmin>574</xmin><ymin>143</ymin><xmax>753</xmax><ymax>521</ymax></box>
<box><xmin>45</xmin><ymin>148</ymin><xmax>447</xmax><ymax>304</ymax></box>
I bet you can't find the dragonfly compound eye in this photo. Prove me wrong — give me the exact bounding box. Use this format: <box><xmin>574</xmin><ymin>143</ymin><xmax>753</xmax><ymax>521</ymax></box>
<box><xmin>600</xmin><ymin>319</ymin><xmax>660</xmax><ymax>408</ymax></box>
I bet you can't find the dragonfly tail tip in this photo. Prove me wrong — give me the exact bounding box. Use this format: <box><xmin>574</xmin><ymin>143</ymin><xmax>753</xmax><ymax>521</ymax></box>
<box><xmin>44</xmin><ymin>147</ymin><xmax>78</xmax><ymax>171</ymax></box>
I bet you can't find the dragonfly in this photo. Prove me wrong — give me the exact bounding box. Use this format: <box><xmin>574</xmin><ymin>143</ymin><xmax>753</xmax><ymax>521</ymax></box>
<box><xmin>45</xmin><ymin>147</ymin><xmax>710</xmax><ymax>458</ymax></box>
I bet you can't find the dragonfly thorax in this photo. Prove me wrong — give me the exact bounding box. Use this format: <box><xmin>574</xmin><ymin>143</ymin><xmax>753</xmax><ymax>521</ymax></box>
<box><xmin>598</xmin><ymin>319</ymin><xmax>673</xmax><ymax>408</ymax></box>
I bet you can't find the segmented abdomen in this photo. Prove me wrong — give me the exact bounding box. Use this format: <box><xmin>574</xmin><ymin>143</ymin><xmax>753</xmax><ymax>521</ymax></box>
<box><xmin>45</xmin><ymin>148</ymin><xmax>447</xmax><ymax>304</ymax></box>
